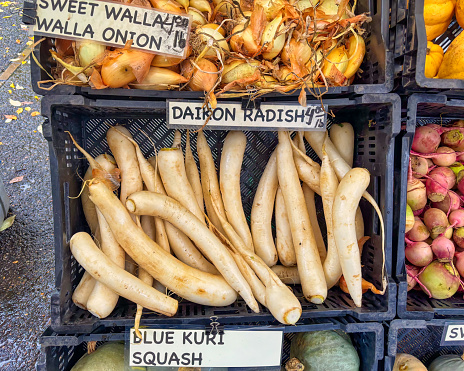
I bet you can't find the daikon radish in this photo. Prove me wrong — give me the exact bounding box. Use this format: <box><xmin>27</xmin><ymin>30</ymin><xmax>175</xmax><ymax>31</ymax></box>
<box><xmin>164</xmin><ymin>222</ymin><xmax>219</xmax><ymax>274</ymax></box>
<box><xmin>275</xmin><ymin>187</ymin><xmax>296</xmax><ymax>266</ymax></box>
<box><xmin>197</xmin><ymin>130</ymin><xmax>226</xmax><ymax>235</ymax></box>
<box><xmin>185</xmin><ymin>130</ymin><xmax>204</xmax><ymax>212</ymax></box>
<box><xmin>333</xmin><ymin>168</ymin><xmax>370</xmax><ymax>307</ymax></box>
<box><xmin>277</xmin><ymin>131</ymin><xmax>327</xmax><ymax>304</ymax></box>
<box><xmin>70</xmin><ymin>232</ymin><xmax>178</xmax><ymax>316</ymax></box>
<box><xmin>251</xmin><ymin>151</ymin><xmax>278</xmax><ymax>267</ymax></box>
<box><xmin>330</xmin><ymin>122</ymin><xmax>354</xmax><ymax>167</ymax></box>
<box><xmin>107</xmin><ymin>126</ymin><xmax>143</xmax><ymax>204</ymax></box>
<box><xmin>293</xmin><ymin>148</ymin><xmax>321</xmax><ymax>195</ymax></box>
<box><xmin>87</xmin><ymin>208</ymin><xmax>126</xmax><ymax>318</ymax></box>
<box><xmin>172</xmin><ymin>130</ymin><xmax>182</xmax><ymax>149</ymax></box>
<box><xmin>321</xmin><ymin>144</ymin><xmax>341</xmax><ymax>289</ymax></box>
<box><xmin>271</xmin><ymin>265</ymin><xmax>301</xmax><ymax>284</ymax></box>
<box><xmin>126</xmin><ymin>191</ymin><xmax>259</xmax><ymax>313</ymax></box>
<box><xmin>302</xmin><ymin>185</ymin><xmax>327</xmax><ymax>263</ymax></box>
<box><xmin>158</xmin><ymin>148</ymin><xmax>205</xmax><ymax>223</ymax></box>
<box><xmin>210</xmin><ymin>200</ymin><xmax>301</xmax><ymax>325</ymax></box>
<box><xmin>220</xmin><ymin>131</ymin><xmax>254</xmax><ymax>252</ymax></box>
<box><xmin>89</xmin><ymin>180</ymin><xmax>237</xmax><ymax>306</ymax></box>
<box><xmin>355</xmin><ymin>207</ymin><xmax>365</xmax><ymax>242</ymax></box>
<box><xmin>72</xmin><ymin>271</ymin><xmax>96</xmax><ymax>309</ymax></box>
<box><xmin>82</xmin><ymin>154</ymin><xmax>117</xmax><ymax>237</ymax></box>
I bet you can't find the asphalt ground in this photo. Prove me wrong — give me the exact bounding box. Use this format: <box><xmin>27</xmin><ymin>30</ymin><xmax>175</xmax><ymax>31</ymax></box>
<box><xmin>0</xmin><ymin>1</ymin><xmax>54</xmax><ymax>370</ymax></box>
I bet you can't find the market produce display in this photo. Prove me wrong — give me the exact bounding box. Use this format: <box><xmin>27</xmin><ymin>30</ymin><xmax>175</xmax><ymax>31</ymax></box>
<box><xmin>406</xmin><ymin>121</ymin><xmax>464</xmax><ymax>299</ymax></box>
<box><xmin>66</xmin><ymin>124</ymin><xmax>385</xmax><ymax>331</ymax></box>
<box><xmin>394</xmin><ymin>352</ymin><xmax>464</xmax><ymax>370</ymax></box>
<box><xmin>45</xmin><ymin>0</ymin><xmax>370</xmax><ymax>105</ymax></box>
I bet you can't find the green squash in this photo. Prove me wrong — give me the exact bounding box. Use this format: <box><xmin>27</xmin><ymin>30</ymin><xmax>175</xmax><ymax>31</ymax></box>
<box><xmin>429</xmin><ymin>353</ymin><xmax>464</xmax><ymax>371</ymax></box>
<box><xmin>289</xmin><ymin>330</ymin><xmax>360</xmax><ymax>371</ymax></box>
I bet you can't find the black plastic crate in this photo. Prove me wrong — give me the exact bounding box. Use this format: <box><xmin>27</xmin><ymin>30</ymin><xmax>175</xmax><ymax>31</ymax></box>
<box><xmin>384</xmin><ymin>319</ymin><xmax>464</xmax><ymax>370</ymax></box>
<box><xmin>396</xmin><ymin>94</ymin><xmax>464</xmax><ymax>319</ymax></box>
<box><xmin>43</xmin><ymin>93</ymin><xmax>399</xmax><ymax>333</ymax></box>
<box><xmin>36</xmin><ymin>317</ymin><xmax>384</xmax><ymax>371</ymax></box>
<box><xmin>393</xmin><ymin>0</ymin><xmax>464</xmax><ymax>93</ymax></box>
<box><xmin>26</xmin><ymin>0</ymin><xmax>393</xmax><ymax>98</ymax></box>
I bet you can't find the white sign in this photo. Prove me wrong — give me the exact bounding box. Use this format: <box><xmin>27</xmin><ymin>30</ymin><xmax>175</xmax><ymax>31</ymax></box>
<box><xmin>129</xmin><ymin>328</ymin><xmax>283</xmax><ymax>367</ymax></box>
<box><xmin>167</xmin><ymin>100</ymin><xmax>327</xmax><ymax>130</ymax></box>
<box><xmin>441</xmin><ymin>323</ymin><xmax>464</xmax><ymax>345</ymax></box>
<box><xmin>33</xmin><ymin>0</ymin><xmax>191</xmax><ymax>56</ymax></box>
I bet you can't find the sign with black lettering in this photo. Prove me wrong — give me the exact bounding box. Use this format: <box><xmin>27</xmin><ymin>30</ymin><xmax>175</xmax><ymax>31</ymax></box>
<box><xmin>33</xmin><ymin>0</ymin><xmax>191</xmax><ymax>56</ymax></box>
<box><xmin>129</xmin><ymin>328</ymin><xmax>283</xmax><ymax>367</ymax></box>
<box><xmin>167</xmin><ymin>100</ymin><xmax>327</xmax><ymax>131</ymax></box>
<box><xmin>441</xmin><ymin>322</ymin><xmax>464</xmax><ymax>345</ymax></box>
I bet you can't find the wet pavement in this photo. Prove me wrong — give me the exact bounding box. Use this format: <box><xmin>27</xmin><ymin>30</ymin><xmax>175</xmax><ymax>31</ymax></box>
<box><xmin>0</xmin><ymin>1</ymin><xmax>54</xmax><ymax>370</ymax></box>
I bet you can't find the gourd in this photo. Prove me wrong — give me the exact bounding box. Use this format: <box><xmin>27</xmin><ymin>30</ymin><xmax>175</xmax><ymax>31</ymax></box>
<box><xmin>71</xmin><ymin>342</ymin><xmax>134</xmax><ymax>371</ymax></box>
<box><xmin>429</xmin><ymin>353</ymin><xmax>464</xmax><ymax>371</ymax></box>
<box><xmin>393</xmin><ymin>353</ymin><xmax>427</xmax><ymax>371</ymax></box>
<box><xmin>425</xmin><ymin>41</ymin><xmax>444</xmax><ymax>78</ymax></box>
<box><xmin>288</xmin><ymin>330</ymin><xmax>360</xmax><ymax>371</ymax></box>
<box><xmin>438</xmin><ymin>32</ymin><xmax>464</xmax><ymax>80</ymax></box>
<box><xmin>424</xmin><ymin>0</ymin><xmax>456</xmax><ymax>40</ymax></box>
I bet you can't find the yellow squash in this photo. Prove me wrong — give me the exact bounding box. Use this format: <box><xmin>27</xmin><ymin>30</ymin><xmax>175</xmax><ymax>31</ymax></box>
<box><xmin>438</xmin><ymin>32</ymin><xmax>464</xmax><ymax>79</ymax></box>
<box><xmin>424</xmin><ymin>0</ymin><xmax>456</xmax><ymax>40</ymax></box>
<box><xmin>424</xmin><ymin>41</ymin><xmax>444</xmax><ymax>78</ymax></box>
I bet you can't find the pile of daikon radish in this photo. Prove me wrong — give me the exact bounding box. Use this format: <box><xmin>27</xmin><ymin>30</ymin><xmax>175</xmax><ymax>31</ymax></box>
<box><xmin>68</xmin><ymin>123</ymin><xmax>385</xmax><ymax>330</ymax></box>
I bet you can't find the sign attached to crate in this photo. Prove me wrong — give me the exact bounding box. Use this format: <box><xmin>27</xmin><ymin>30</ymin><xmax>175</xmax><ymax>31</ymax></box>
<box><xmin>129</xmin><ymin>328</ymin><xmax>283</xmax><ymax>367</ymax></box>
<box><xmin>441</xmin><ymin>322</ymin><xmax>464</xmax><ymax>345</ymax></box>
<box><xmin>167</xmin><ymin>100</ymin><xmax>328</xmax><ymax>130</ymax></box>
<box><xmin>32</xmin><ymin>0</ymin><xmax>191</xmax><ymax>57</ymax></box>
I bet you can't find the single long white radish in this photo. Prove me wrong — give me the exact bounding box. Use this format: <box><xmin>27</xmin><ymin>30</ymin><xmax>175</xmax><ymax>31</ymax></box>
<box><xmin>89</xmin><ymin>180</ymin><xmax>238</xmax><ymax>306</ymax></box>
<box><xmin>220</xmin><ymin>131</ymin><xmax>254</xmax><ymax>252</ymax></box>
<box><xmin>82</xmin><ymin>154</ymin><xmax>117</xmax><ymax>236</ymax></box>
<box><xmin>277</xmin><ymin>131</ymin><xmax>327</xmax><ymax>304</ymax></box>
<box><xmin>126</xmin><ymin>191</ymin><xmax>259</xmax><ymax>313</ymax></box>
<box><xmin>158</xmin><ymin>148</ymin><xmax>205</xmax><ymax>224</ymax></box>
<box><xmin>251</xmin><ymin>151</ymin><xmax>278</xmax><ymax>267</ymax></box>
<box><xmin>165</xmin><ymin>222</ymin><xmax>219</xmax><ymax>274</ymax></box>
<box><xmin>275</xmin><ymin>187</ymin><xmax>296</xmax><ymax>266</ymax></box>
<box><xmin>271</xmin><ymin>265</ymin><xmax>301</xmax><ymax>284</ymax></box>
<box><xmin>293</xmin><ymin>148</ymin><xmax>321</xmax><ymax>195</ymax></box>
<box><xmin>210</xmin><ymin>200</ymin><xmax>301</xmax><ymax>325</ymax></box>
<box><xmin>333</xmin><ymin>168</ymin><xmax>370</xmax><ymax>307</ymax></box>
<box><xmin>70</xmin><ymin>232</ymin><xmax>178</xmax><ymax>316</ymax></box>
<box><xmin>302</xmin><ymin>185</ymin><xmax>327</xmax><ymax>263</ymax></box>
<box><xmin>72</xmin><ymin>271</ymin><xmax>96</xmax><ymax>309</ymax></box>
<box><xmin>355</xmin><ymin>207</ymin><xmax>365</xmax><ymax>242</ymax></box>
<box><xmin>185</xmin><ymin>130</ymin><xmax>204</xmax><ymax>212</ymax></box>
<box><xmin>86</xmin><ymin>208</ymin><xmax>126</xmax><ymax>318</ymax></box>
<box><xmin>172</xmin><ymin>130</ymin><xmax>182</xmax><ymax>149</ymax></box>
<box><xmin>330</xmin><ymin>122</ymin><xmax>354</xmax><ymax>167</ymax></box>
<box><xmin>320</xmin><ymin>144</ymin><xmax>341</xmax><ymax>289</ymax></box>
<box><xmin>107</xmin><ymin>126</ymin><xmax>143</xmax><ymax>204</ymax></box>
<box><xmin>197</xmin><ymin>131</ymin><xmax>226</xmax><ymax>235</ymax></box>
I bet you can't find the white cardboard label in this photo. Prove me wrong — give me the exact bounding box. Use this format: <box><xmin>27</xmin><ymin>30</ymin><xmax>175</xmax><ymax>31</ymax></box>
<box><xmin>34</xmin><ymin>0</ymin><xmax>191</xmax><ymax>56</ymax></box>
<box><xmin>441</xmin><ymin>323</ymin><xmax>464</xmax><ymax>345</ymax></box>
<box><xmin>129</xmin><ymin>328</ymin><xmax>283</xmax><ymax>367</ymax></box>
<box><xmin>167</xmin><ymin>100</ymin><xmax>327</xmax><ymax>130</ymax></box>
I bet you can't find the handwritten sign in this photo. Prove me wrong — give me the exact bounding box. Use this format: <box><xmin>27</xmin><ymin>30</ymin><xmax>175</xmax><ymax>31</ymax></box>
<box><xmin>167</xmin><ymin>100</ymin><xmax>327</xmax><ymax>130</ymax></box>
<box><xmin>33</xmin><ymin>0</ymin><xmax>191</xmax><ymax>56</ymax></box>
<box><xmin>441</xmin><ymin>322</ymin><xmax>464</xmax><ymax>345</ymax></box>
<box><xmin>129</xmin><ymin>328</ymin><xmax>283</xmax><ymax>367</ymax></box>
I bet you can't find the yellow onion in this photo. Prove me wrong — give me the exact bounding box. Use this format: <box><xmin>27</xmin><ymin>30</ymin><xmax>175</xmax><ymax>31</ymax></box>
<box><xmin>261</xmin><ymin>14</ymin><xmax>284</xmax><ymax>60</ymax></box>
<box><xmin>274</xmin><ymin>65</ymin><xmax>296</xmax><ymax>82</ymax></box>
<box><xmin>55</xmin><ymin>38</ymin><xmax>74</xmax><ymax>57</ymax></box>
<box><xmin>255</xmin><ymin>75</ymin><xmax>278</xmax><ymax>88</ymax></box>
<box><xmin>201</xmin><ymin>23</ymin><xmax>226</xmax><ymax>36</ymax></box>
<box><xmin>222</xmin><ymin>59</ymin><xmax>260</xmax><ymax>84</ymax></box>
<box><xmin>230</xmin><ymin>25</ymin><xmax>260</xmax><ymax>57</ymax></box>
<box><xmin>281</xmin><ymin>39</ymin><xmax>312</xmax><ymax>66</ymax></box>
<box><xmin>51</xmin><ymin>51</ymin><xmax>88</xmax><ymax>82</ymax></box>
<box><xmin>195</xmin><ymin>25</ymin><xmax>230</xmax><ymax>58</ymax></box>
<box><xmin>189</xmin><ymin>59</ymin><xmax>218</xmax><ymax>107</ymax></box>
<box><xmin>132</xmin><ymin>66</ymin><xmax>188</xmax><ymax>89</ymax></box>
<box><xmin>188</xmin><ymin>7</ymin><xmax>208</xmax><ymax>27</ymax></box>
<box><xmin>149</xmin><ymin>0</ymin><xmax>184</xmax><ymax>13</ymax></box>
<box><xmin>234</xmin><ymin>10</ymin><xmax>252</xmax><ymax>24</ymax></box>
<box><xmin>101</xmin><ymin>49</ymin><xmax>154</xmax><ymax>88</ymax></box>
<box><xmin>321</xmin><ymin>46</ymin><xmax>348</xmax><ymax>79</ymax></box>
<box><xmin>254</xmin><ymin>0</ymin><xmax>285</xmax><ymax>20</ymax></box>
<box><xmin>211</xmin><ymin>0</ymin><xmax>233</xmax><ymax>16</ymax></box>
<box><xmin>296</xmin><ymin>0</ymin><xmax>314</xmax><ymax>12</ymax></box>
<box><xmin>76</xmin><ymin>40</ymin><xmax>106</xmax><ymax>68</ymax></box>
<box><xmin>305</xmin><ymin>48</ymin><xmax>323</xmax><ymax>71</ymax></box>
<box><xmin>176</xmin><ymin>0</ymin><xmax>189</xmax><ymax>10</ymax></box>
<box><xmin>317</xmin><ymin>0</ymin><xmax>349</xmax><ymax>19</ymax></box>
<box><xmin>343</xmin><ymin>34</ymin><xmax>365</xmax><ymax>78</ymax></box>
<box><xmin>151</xmin><ymin>55</ymin><xmax>184</xmax><ymax>67</ymax></box>
<box><xmin>189</xmin><ymin>0</ymin><xmax>212</xmax><ymax>14</ymax></box>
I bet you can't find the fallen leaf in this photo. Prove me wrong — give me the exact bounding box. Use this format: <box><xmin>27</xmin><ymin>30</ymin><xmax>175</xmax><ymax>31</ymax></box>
<box><xmin>0</xmin><ymin>215</ymin><xmax>15</xmax><ymax>232</ymax></box>
<box><xmin>24</xmin><ymin>107</ymin><xmax>31</xmax><ymax>111</ymax></box>
<box><xmin>34</xmin><ymin>96</ymin><xmax>39</xmax><ymax>100</ymax></box>
<box><xmin>16</xmin><ymin>108</ymin><xmax>23</xmax><ymax>114</ymax></box>
<box><xmin>5</xmin><ymin>115</ymin><xmax>17</xmax><ymax>120</ymax></box>
<box><xmin>2</xmin><ymin>15</ymin><xmax>10</xmax><ymax>18</ymax></box>
<box><xmin>5</xmin><ymin>119</ymin><xmax>11</xmax><ymax>123</ymax></box>
<box><xmin>26</xmin><ymin>41</ymin><xmax>32</xmax><ymax>46</ymax></box>
<box><xmin>37</xmin><ymin>124</ymin><xmax>42</xmax><ymax>134</ymax></box>
<box><xmin>31</xmin><ymin>111</ymin><xmax>39</xmax><ymax>117</ymax></box>
<box><xmin>21</xmin><ymin>101</ymin><xmax>33</xmax><ymax>105</ymax></box>
<box><xmin>9</xmin><ymin>83</ymin><xmax>14</xmax><ymax>88</ymax></box>
<box><xmin>12</xmin><ymin>261</ymin><xmax>18</xmax><ymax>264</ymax></box>
<box><xmin>7</xmin><ymin>89</ymin><xmax>11</xmax><ymax>94</ymax></box>
<box><xmin>15</xmin><ymin>39</ymin><xmax>20</xmax><ymax>44</ymax></box>
<box><xmin>9</xmin><ymin>99</ymin><xmax>20</xmax><ymax>106</ymax></box>
<box><xmin>0</xmin><ymin>142</ymin><xmax>3</xmax><ymax>145</ymax></box>
<box><xmin>21</xmin><ymin>60</ymin><xmax>26</xmax><ymax>64</ymax></box>
<box><xmin>9</xmin><ymin>175</ymin><xmax>23</xmax><ymax>183</ymax></box>
<box><xmin>16</xmin><ymin>85</ymin><xmax>24</xmax><ymax>90</ymax></box>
